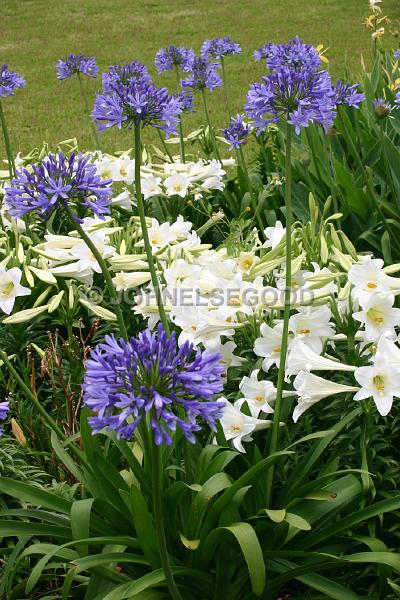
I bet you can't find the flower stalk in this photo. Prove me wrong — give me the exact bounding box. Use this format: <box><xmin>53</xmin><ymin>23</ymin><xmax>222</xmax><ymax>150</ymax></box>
<box><xmin>201</xmin><ymin>89</ymin><xmax>223</xmax><ymax>165</ymax></box>
<box><xmin>266</xmin><ymin>120</ymin><xmax>293</xmax><ymax>506</ymax></box>
<box><xmin>134</xmin><ymin>124</ymin><xmax>170</xmax><ymax>335</ymax></box>
<box><xmin>174</xmin><ymin>66</ymin><xmax>186</xmax><ymax>163</ymax></box>
<box><xmin>0</xmin><ymin>100</ymin><xmax>15</xmax><ymax>178</ymax></box>
<box><xmin>77</xmin><ymin>73</ymin><xmax>101</xmax><ymax>150</ymax></box>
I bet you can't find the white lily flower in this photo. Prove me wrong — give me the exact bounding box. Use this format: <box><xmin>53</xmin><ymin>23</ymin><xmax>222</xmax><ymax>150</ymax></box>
<box><xmin>0</xmin><ymin>267</ymin><xmax>31</xmax><ymax>315</ymax></box>
<box><xmin>293</xmin><ymin>371</ymin><xmax>359</xmax><ymax>422</ymax></box>
<box><xmin>114</xmin><ymin>156</ymin><xmax>135</xmax><ymax>185</ymax></box>
<box><xmin>164</xmin><ymin>172</ymin><xmax>190</xmax><ymax>197</ymax></box>
<box><xmin>50</xmin><ymin>262</ymin><xmax>94</xmax><ymax>285</ymax></box>
<box><xmin>263</xmin><ymin>221</ymin><xmax>285</xmax><ymax>249</ymax></box>
<box><xmin>286</xmin><ymin>340</ymin><xmax>356</xmax><ymax>377</ymax></box>
<box><xmin>354</xmin><ymin>354</ymin><xmax>400</xmax><ymax>416</ymax></box>
<box><xmin>112</xmin><ymin>190</ymin><xmax>132</xmax><ymax>210</ymax></box>
<box><xmin>70</xmin><ymin>231</ymin><xmax>115</xmax><ymax>274</ymax></box>
<box><xmin>219</xmin><ymin>398</ymin><xmax>272</xmax><ymax>453</ymax></box>
<box><xmin>238</xmin><ymin>369</ymin><xmax>275</xmax><ymax>417</ymax></box>
<box><xmin>289</xmin><ymin>306</ymin><xmax>335</xmax><ymax>354</ymax></box>
<box><xmin>112</xmin><ymin>271</ymin><xmax>151</xmax><ymax>291</ymax></box>
<box><xmin>254</xmin><ymin>322</ymin><xmax>292</xmax><ymax>372</ymax></box>
<box><xmin>348</xmin><ymin>256</ymin><xmax>397</xmax><ymax>307</ymax></box>
<box><xmin>353</xmin><ymin>294</ymin><xmax>400</xmax><ymax>342</ymax></box>
<box><xmin>217</xmin><ymin>341</ymin><xmax>246</xmax><ymax>375</ymax></box>
<box><xmin>142</xmin><ymin>176</ymin><xmax>162</xmax><ymax>200</ymax></box>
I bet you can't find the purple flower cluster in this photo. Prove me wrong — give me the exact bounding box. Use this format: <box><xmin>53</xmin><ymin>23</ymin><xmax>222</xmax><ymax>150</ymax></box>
<box><xmin>154</xmin><ymin>45</ymin><xmax>195</xmax><ymax>73</ymax></box>
<box><xmin>181</xmin><ymin>56</ymin><xmax>222</xmax><ymax>92</ymax></box>
<box><xmin>394</xmin><ymin>50</ymin><xmax>400</xmax><ymax>59</ymax></box>
<box><xmin>173</xmin><ymin>91</ymin><xmax>195</xmax><ymax>113</ymax></box>
<box><xmin>373</xmin><ymin>97</ymin><xmax>393</xmax><ymax>118</ymax></box>
<box><xmin>246</xmin><ymin>38</ymin><xmax>336</xmax><ymax>134</ymax></box>
<box><xmin>223</xmin><ymin>113</ymin><xmax>251</xmax><ymax>149</ymax></box>
<box><xmin>254</xmin><ymin>36</ymin><xmax>321</xmax><ymax>72</ymax></box>
<box><xmin>0</xmin><ymin>401</ymin><xmax>9</xmax><ymax>436</ymax></box>
<box><xmin>102</xmin><ymin>61</ymin><xmax>151</xmax><ymax>93</ymax></box>
<box><xmin>0</xmin><ymin>64</ymin><xmax>25</xmax><ymax>98</ymax></box>
<box><xmin>56</xmin><ymin>54</ymin><xmax>98</xmax><ymax>80</ymax></box>
<box><xmin>83</xmin><ymin>324</ymin><xmax>225</xmax><ymax>445</ymax></box>
<box><xmin>93</xmin><ymin>74</ymin><xmax>182</xmax><ymax>135</ymax></box>
<box><xmin>202</xmin><ymin>37</ymin><xmax>242</xmax><ymax>60</ymax></box>
<box><xmin>6</xmin><ymin>152</ymin><xmax>112</xmax><ymax>219</ymax></box>
<box><xmin>333</xmin><ymin>80</ymin><xmax>365</xmax><ymax>108</ymax></box>
<box><xmin>396</xmin><ymin>90</ymin><xmax>400</xmax><ymax>105</ymax></box>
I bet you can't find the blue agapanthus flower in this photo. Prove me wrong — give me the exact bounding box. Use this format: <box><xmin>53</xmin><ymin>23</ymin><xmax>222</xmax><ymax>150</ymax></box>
<box><xmin>0</xmin><ymin>64</ymin><xmax>25</xmax><ymax>98</ymax></box>
<box><xmin>333</xmin><ymin>80</ymin><xmax>365</xmax><ymax>108</ymax></box>
<box><xmin>6</xmin><ymin>152</ymin><xmax>112</xmax><ymax>219</ymax></box>
<box><xmin>394</xmin><ymin>50</ymin><xmax>400</xmax><ymax>59</ymax></box>
<box><xmin>83</xmin><ymin>324</ymin><xmax>225</xmax><ymax>445</ymax></box>
<box><xmin>373</xmin><ymin>97</ymin><xmax>393</xmax><ymax>118</ymax></box>
<box><xmin>254</xmin><ymin>36</ymin><xmax>321</xmax><ymax>72</ymax></box>
<box><xmin>396</xmin><ymin>90</ymin><xmax>400</xmax><ymax>105</ymax></box>
<box><xmin>201</xmin><ymin>36</ymin><xmax>242</xmax><ymax>59</ymax></box>
<box><xmin>102</xmin><ymin>61</ymin><xmax>151</xmax><ymax>93</ymax></box>
<box><xmin>181</xmin><ymin>56</ymin><xmax>222</xmax><ymax>92</ymax></box>
<box><xmin>246</xmin><ymin>66</ymin><xmax>336</xmax><ymax>134</ymax></box>
<box><xmin>93</xmin><ymin>76</ymin><xmax>182</xmax><ymax>135</ymax></box>
<box><xmin>0</xmin><ymin>401</ymin><xmax>9</xmax><ymax>436</ymax></box>
<box><xmin>223</xmin><ymin>113</ymin><xmax>251</xmax><ymax>149</ymax></box>
<box><xmin>173</xmin><ymin>91</ymin><xmax>195</xmax><ymax>113</ymax></box>
<box><xmin>56</xmin><ymin>54</ymin><xmax>98</xmax><ymax>80</ymax></box>
<box><xmin>154</xmin><ymin>45</ymin><xmax>195</xmax><ymax>73</ymax></box>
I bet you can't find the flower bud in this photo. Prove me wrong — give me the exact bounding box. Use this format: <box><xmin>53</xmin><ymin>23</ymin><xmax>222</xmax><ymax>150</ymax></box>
<box><xmin>11</xmin><ymin>419</ymin><xmax>27</xmax><ymax>447</ymax></box>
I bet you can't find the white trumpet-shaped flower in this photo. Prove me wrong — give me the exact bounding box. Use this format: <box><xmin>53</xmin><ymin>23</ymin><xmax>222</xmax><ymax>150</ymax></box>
<box><xmin>238</xmin><ymin>369</ymin><xmax>275</xmax><ymax>417</ymax></box>
<box><xmin>0</xmin><ymin>267</ymin><xmax>31</xmax><ymax>315</ymax></box>
<box><xmin>263</xmin><ymin>221</ymin><xmax>285</xmax><ymax>249</ymax></box>
<box><xmin>286</xmin><ymin>340</ymin><xmax>356</xmax><ymax>378</ymax></box>
<box><xmin>254</xmin><ymin>322</ymin><xmax>293</xmax><ymax>372</ymax></box>
<box><xmin>289</xmin><ymin>306</ymin><xmax>335</xmax><ymax>353</ymax></box>
<box><xmin>348</xmin><ymin>256</ymin><xmax>397</xmax><ymax>307</ymax></box>
<box><xmin>292</xmin><ymin>371</ymin><xmax>359</xmax><ymax>422</ymax></box>
<box><xmin>353</xmin><ymin>294</ymin><xmax>400</xmax><ymax>342</ymax></box>
<box><xmin>354</xmin><ymin>354</ymin><xmax>400</xmax><ymax>416</ymax></box>
<box><xmin>219</xmin><ymin>398</ymin><xmax>272</xmax><ymax>453</ymax></box>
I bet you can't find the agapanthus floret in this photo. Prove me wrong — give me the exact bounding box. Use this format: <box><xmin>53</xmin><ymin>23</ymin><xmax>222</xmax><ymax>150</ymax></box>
<box><xmin>394</xmin><ymin>50</ymin><xmax>400</xmax><ymax>59</ymax></box>
<box><xmin>154</xmin><ymin>45</ymin><xmax>195</xmax><ymax>73</ymax></box>
<box><xmin>201</xmin><ymin>37</ymin><xmax>242</xmax><ymax>60</ymax></box>
<box><xmin>6</xmin><ymin>152</ymin><xmax>112</xmax><ymax>219</ymax></box>
<box><xmin>181</xmin><ymin>56</ymin><xmax>222</xmax><ymax>92</ymax></box>
<box><xmin>82</xmin><ymin>324</ymin><xmax>225</xmax><ymax>445</ymax></box>
<box><xmin>93</xmin><ymin>77</ymin><xmax>182</xmax><ymax>135</ymax></box>
<box><xmin>56</xmin><ymin>54</ymin><xmax>98</xmax><ymax>80</ymax></box>
<box><xmin>0</xmin><ymin>64</ymin><xmax>25</xmax><ymax>97</ymax></box>
<box><xmin>333</xmin><ymin>80</ymin><xmax>365</xmax><ymax>108</ymax></box>
<box><xmin>173</xmin><ymin>91</ymin><xmax>195</xmax><ymax>113</ymax></box>
<box><xmin>102</xmin><ymin>61</ymin><xmax>151</xmax><ymax>93</ymax></box>
<box><xmin>396</xmin><ymin>90</ymin><xmax>400</xmax><ymax>105</ymax></box>
<box><xmin>223</xmin><ymin>113</ymin><xmax>251</xmax><ymax>149</ymax></box>
<box><xmin>245</xmin><ymin>65</ymin><xmax>336</xmax><ymax>134</ymax></box>
<box><xmin>254</xmin><ymin>37</ymin><xmax>321</xmax><ymax>72</ymax></box>
<box><xmin>0</xmin><ymin>401</ymin><xmax>9</xmax><ymax>437</ymax></box>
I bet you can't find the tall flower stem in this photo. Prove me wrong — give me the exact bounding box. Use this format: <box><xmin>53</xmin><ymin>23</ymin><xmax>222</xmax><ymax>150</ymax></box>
<box><xmin>0</xmin><ymin>350</ymin><xmax>64</xmax><ymax>438</ymax></box>
<box><xmin>237</xmin><ymin>146</ymin><xmax>265</xmax><ymax>237</ymax></box>
<box><xmin>64</xmin><ymin>206</ymin><xmax>128</xmax><ymax>340</ymax></box>
<box><xmin>174</xmin><ymin>67</ymin><xmax>186</xmax><ymax>163</ymax></box>
<box><xmin>156</xmin><ymin>128</ymin><xmax>174</xmax><ymax>162</ymax></box>
<box><xmin>134</xmin><ymin>124</ymin><xmax>170</xmax><ymax>335</ymax></box>
<box><xmin>220</xmin><ymin>57</ymin><xmax>232</xmax><ymax>118</ymax></box>
<box><xmin>201</xmin><ymin>89</ymin><xmax>223</xmax><ymax>165</ymax></box>
<box><xmin>77</xmin><ymin>73</ymin><xmax>101</xmax><ymax>150</ymax></box>
<box><xmin>0</xmin><ymin>100</ymin><xmax>15</xmax><ymax>179</ymax></box>
<box><xmin>151</xmin><ymin>442</ymin><xmax>183</xmax><ymax>600</ymax></box>
<box><xmin>265</xmin><ymin>121</ymin><xmax>293</xmax><ymax>507</ymax></box>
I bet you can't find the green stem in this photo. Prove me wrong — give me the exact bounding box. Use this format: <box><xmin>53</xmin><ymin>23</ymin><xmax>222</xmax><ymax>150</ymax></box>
<box><xmin>201</xmin><ymin>88</ymin><xmax>223</xmax><ymax>165</ymax></box>
<box><xmin>220</xmin><ymin>57</ymin><xmax>232</xmax><ymax>118</ymax></box>
<box><xmin>174</xmin><ymin>66</ymin><xmax>186</xmax><ymax>163</ymax></box>
<box><xmin>134</xmin><ymin>124</ymin><xmax>170</xmax><ymax>334</ymax></box>
<box><xmin>151</xmin><ymin>442</ymin><xmax>183</xmax><ymax>600</ymax></box>
<box><xmin>0</xmin><ymin>100</ymin><xmax>15</xmax><ymax>178</ymax></box>
<box><xmin>77</xmin><ymin>73</ymin><xmax>101</xmax><ymax>150</ymax></box>
<box><xmin>265</xmin><ymin>121</ymin><xmax>293</xmax><ymax>507</ymax></box>
<box><xmin>0</xmin><ymin>350</ymin><xmax>64</xmax><ymax>438</ymax></box>
<box><xmin>64</xmin><ymin>206</ymin><xmax>128</xmax><ymax>340</ymax></box>
<box><xmin>156</xmin><ymin>128</ymin><xmax>174</xmax><ymax>162</ymax></box>
<box><xmin>237</xmin><ymin>146</ymin><xmax>265</xmax><ymax>238</ymax></box>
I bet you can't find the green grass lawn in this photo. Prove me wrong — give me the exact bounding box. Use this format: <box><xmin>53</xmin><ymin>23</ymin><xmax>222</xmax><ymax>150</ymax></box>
<box><xmin>2</xmin><ymin>0</ymin><xmax>400</xmax><ymax>160</ymax></box>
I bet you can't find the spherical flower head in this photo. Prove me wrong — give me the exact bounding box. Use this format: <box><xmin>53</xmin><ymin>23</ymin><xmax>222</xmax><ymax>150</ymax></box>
<box><xmin>333</xmin><ymin>80</ymin><xmax>365</xmax><ymax>108</ymax></box>
<box><xmin>93</xmin><ymin>77</ymin><xmax>182</xmax><ymax>136</ymax></box>
<box><xmin>181</xmin><ymin>56</ymin><xmax>222</xmax><ymax>92</ymax></box>
<box><xmin>102</xmin><ymin>61</ymin><xmax>151</xmax><ymax>93</ymax></box>
<box><xmin>246</xmin><ymin>65</ymin><xmax>336</xmax><ymax>135</ymax></box>
<box><xmin>83</xmin><ymin>324</ymin><xmax>225</xmax><ymax>445</ymax></box>
<box><xmin>373</xmin><ymin>98</ymin><xmax>393</xmax><ymax>119</ymax></box>
<box><xmin>201</xmin><ymin>37</ymin><xmax>242</xmax><ymax>60</ymax></box>
<box><xmin>0</xmin><ymin>64</ymin><xmax>25</xmax><ymax>98</ymax></box>
<box><xmin>6</xmin><ymin>152</ymin><xmax>112</xmax><ymax>220</ymax></box>
<box><xmin>254</xmin><ymin>36</ymin><xmax>321</xmax><ymax>72</ymax></box>
<box><xmin>154</xmin><ymin>45</ymin><xmax>195</xmax><ymax>73</ymax></box>
<box><xmin>56</xmin><ymin>54</ymin><xmax>98</xmax><ymax>80</ymax></box>
<box><xmin>223</xmin><ymin>113</ymin><xmax>251</xmax><ymax>149</ymax></box>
